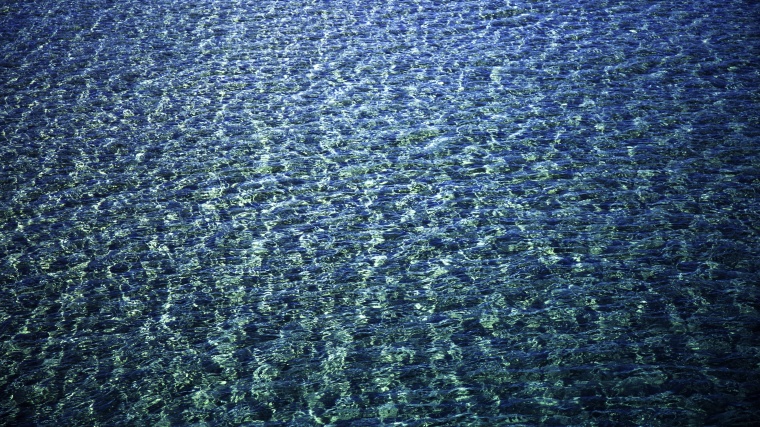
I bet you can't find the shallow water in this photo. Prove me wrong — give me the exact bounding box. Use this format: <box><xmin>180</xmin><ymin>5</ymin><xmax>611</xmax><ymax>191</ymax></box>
<box><xmin>1</xmin><ymin>0</ymin><xmax>759</xmax><ymax>425</ymax></box>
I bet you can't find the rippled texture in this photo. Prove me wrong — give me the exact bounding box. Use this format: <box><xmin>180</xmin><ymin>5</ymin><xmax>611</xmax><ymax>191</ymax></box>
<box><xmin>2</xmin><ymin>0</ymin><xmax>759</xmax><ymax>425</ymax></box>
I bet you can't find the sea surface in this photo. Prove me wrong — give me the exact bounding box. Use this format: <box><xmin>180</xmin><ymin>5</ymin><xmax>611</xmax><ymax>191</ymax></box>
<box><xmin>1</xmin><ymin>0</ymin><xmax>759</xmax><ymax>426</ymax></box>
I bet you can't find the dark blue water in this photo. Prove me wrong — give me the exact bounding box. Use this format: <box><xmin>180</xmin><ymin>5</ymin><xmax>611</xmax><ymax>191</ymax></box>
<box><xmin>2</xmin><ymin>0</ymin><xmax>759</xmax><ymax>425</ymax></box>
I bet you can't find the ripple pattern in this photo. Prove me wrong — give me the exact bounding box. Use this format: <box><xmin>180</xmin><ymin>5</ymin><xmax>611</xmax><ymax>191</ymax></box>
<box><xmin>1</xmin><ymin>0</ymin><xmax>759</xmax><ymax>426</ymax></box>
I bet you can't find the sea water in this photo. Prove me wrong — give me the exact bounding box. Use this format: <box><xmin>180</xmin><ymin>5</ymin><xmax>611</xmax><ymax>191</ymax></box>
<box><xmin>1</xmin><ymin>0</ymin><xmax>759</xmax><ymax>425</ymax></box>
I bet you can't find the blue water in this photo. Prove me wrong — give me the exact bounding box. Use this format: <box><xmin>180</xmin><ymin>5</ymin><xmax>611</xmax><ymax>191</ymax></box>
<box><xmin>2</xmin><ymin>0</ymin><xmax>759</xmax><ymax>425</ymax></box>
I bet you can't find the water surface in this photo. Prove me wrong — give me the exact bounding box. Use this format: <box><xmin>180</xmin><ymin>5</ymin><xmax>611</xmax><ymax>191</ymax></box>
<box><xmin>1</xmin><ymin>0</ymin><xmax>759</xmax><ymax>425</ymax></box>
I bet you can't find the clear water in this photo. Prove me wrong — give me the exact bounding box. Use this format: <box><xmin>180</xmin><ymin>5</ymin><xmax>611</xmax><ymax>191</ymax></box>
<box><xmin>1</xmin><ymin>0</ymin><xmax>759</xmax><ymax>425</ymax></box>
